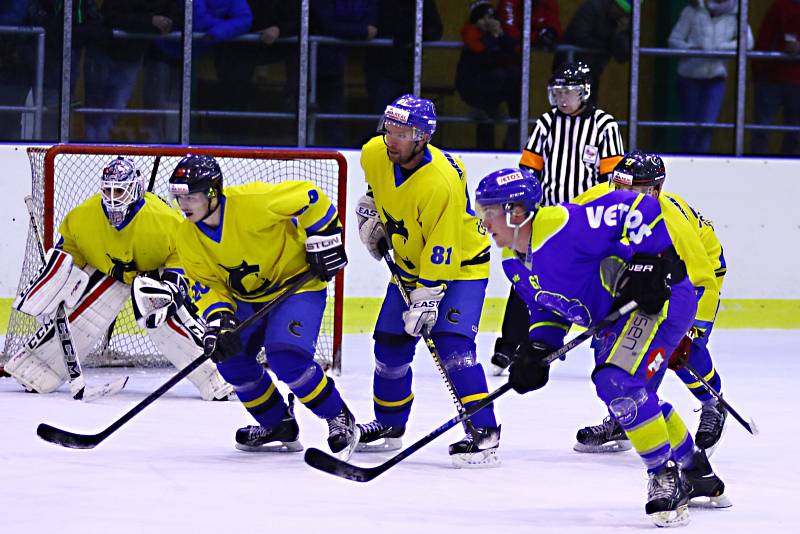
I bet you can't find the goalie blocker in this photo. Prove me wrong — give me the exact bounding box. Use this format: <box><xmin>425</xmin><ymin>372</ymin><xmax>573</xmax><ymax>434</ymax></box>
<box><xmin>7</xmin><ymin>261</ymin><xmax>233</xmax><ymax>401</ymax></box>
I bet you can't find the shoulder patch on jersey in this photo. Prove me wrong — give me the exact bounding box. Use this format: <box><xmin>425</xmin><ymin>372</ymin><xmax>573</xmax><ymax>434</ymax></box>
<box><xmin>530</xmin><ymin>206</ymin><xmax>569</xmax><ymax>254</ymax></box>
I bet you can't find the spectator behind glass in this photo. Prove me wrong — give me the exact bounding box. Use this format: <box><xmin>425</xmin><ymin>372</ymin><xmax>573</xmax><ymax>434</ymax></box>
<box><xmin>0</xmin><ymin>0</ymin><xmax>34</xmax><ymax>140</ymax></box>
<box><xmin>311</xmin><ymin>0</ymin><xmax>378</xmax><ymax>147</ymax></box>
<box><xmin>455</xmin><ymin>1</ymin><xmax>520</xmax><ymax>150</ymax></box>
<box><xmin>28</xmin><ymin>0</ymin><xmax>108</xmax><ymax>140</ymax></box>
<box><xmin>555</xmin><ymin>0</ymin><xmax>631</xmax><ymax>105</ymax></box>
<box><xmin>364</xmin><ymin>0</ymin><xmax>443</xmax><ymax>114</ymax></box>
<box><xmin>497</xmin><ymin>0</ymin><xmax>562</xmax><ymax>53</ymax></box>
<box><xmin>143</xmin><ymin>0</ymin><xmax>252</xmax><ymax>143</ymax></box>
<box><xmin>751</xmin><ymin>0</ymin><xmax>800</xmax><ymax>156</ymax></box>
<box><xmin>668</xmin><ymin>0</ymin><xmax>752</xmax><ymax>154</ymax></box>
<box><xmin>212</xmin><ymin>0</ymin><xmax>299</xmax><ymax>123</ymax></box>
<box><xmin>84</xmin><ymin>0</ymin><xmax>183</xmax><ymax>142</ymax></box>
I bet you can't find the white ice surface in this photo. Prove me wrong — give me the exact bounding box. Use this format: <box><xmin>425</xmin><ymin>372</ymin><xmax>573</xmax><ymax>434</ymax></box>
<box><xmin>0</xmin><ymin>330</ymin><xmax>796</xmax><ymax>533</ymax></box>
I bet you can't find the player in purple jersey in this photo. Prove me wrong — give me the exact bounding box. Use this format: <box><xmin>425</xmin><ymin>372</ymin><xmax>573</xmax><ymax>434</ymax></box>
<box><xmin>474</xmin><ymin>166</ymin><xmax>729</xmax><ymax>527</ymax></box>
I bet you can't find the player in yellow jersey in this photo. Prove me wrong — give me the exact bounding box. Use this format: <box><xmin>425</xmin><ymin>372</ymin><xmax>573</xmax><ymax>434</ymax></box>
<box><xmin>8</xmin><ymin>157</ymin><xmax>233</xmax><ymax>401</ymax></box>
<box><xmin>355</xmin><ymin>94</ymin><xmax>500</xmax><ymax>467</ymax></box>
<box><xmin>167</xmin><ymin>155</ymin><xmax>360</xmax><ymax>459</ymax></box>
<box><xmin>572</xmin><ymin>150</ymin><xmax>730</xmax><ymax>458</ymax></box>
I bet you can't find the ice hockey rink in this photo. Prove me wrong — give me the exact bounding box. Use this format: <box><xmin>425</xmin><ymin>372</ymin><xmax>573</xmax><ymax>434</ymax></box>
<box><xmin>0</xmin><ymin>328</ymin><xmax>795</xmax><ymax>533</ymax></box>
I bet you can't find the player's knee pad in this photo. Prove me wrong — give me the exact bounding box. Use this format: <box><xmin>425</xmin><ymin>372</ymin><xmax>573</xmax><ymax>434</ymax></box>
<box><xmin>430</xmin><ymin>333</ymin><xmax>477</xmax><ymax>372</ymax></box>
<box><xmin>593</xmin><ymin>365</ymin><xmax>650</xmax><ymax>427</ymax></box>
<box><xmin>148</xmin><ymin>318</ymin><xmax>234</xmax><ymax>401</ymax></box>
<box><xmin>267</xmin><ymin>349</ymin><xmax>316</xmax><ymax>388</ymax></box>
<box><xmin>374</xmin><ymin>332</ymin><xmax>415</xmax><ymax>379</ymax></box>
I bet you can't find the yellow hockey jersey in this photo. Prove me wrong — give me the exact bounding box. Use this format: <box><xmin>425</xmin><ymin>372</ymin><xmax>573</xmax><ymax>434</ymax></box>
<box><xmin>360</xmin><ymin>135</ymin><xmax>490</xmax><ymax>287</ymax></box>
<box><xmin>57</xmin><ymin>192</ymin><xmax>183</xmax><ymax>285</ymax></box>
<box><xmin>573</xmin><ymin>183</ymin><xmax>723</xmax><ymax>330</ymax></box>
<box><xmin>175</xmin><ymin>181</ymin><xmax>335</xmax><ymax>320</ymax></box>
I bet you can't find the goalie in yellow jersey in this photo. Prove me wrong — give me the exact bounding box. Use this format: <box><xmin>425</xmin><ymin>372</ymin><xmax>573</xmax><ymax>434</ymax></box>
<box><xmin>7</xmin><ymin>157</ymin><xmax>234</xmax><ymax>401</ymax></box>
<box><xmin>167</xmin><ymin>155</ymin><xmax>360</xmax><ymax>460</ymax></box>
<box><xmin>571</xmin><ymin>150</ymin><xmax>730</xmax><ymax>458</ymax></box>
<box><xmin>354</xmin><ymin>94</ymin><xmax>500</xmax><ymax>467</ymax></box>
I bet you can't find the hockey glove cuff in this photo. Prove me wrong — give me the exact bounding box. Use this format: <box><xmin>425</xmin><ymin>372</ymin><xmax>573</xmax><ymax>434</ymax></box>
<box><xmin>306</xmin><ymin>229</ymin><xmax>348</xmax><ymax>281</ymax></box>
<box><xmin>355</xmin><ymin>194</ymin><xmax>388</xmax><ymax>261</ymax></box>
<box><xmin>402</xmin><ymin>285</ymin><xmax>445</xmax><ymax>337</ymax></box>
<box><xmin>204</xmin><ymin>311</ymin><xmax>241</xmax><ymax>363</ymax></box>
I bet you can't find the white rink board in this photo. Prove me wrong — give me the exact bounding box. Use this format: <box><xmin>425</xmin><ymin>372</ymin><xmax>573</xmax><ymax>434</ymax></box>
<box><xmin>1</xmin><ymin>144</ymin><xmax>798</xmax><ymax>299</ymax></box>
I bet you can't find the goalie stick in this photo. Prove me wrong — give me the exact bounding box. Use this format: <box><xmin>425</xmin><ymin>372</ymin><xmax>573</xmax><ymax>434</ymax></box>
<box><xmin>23</xmin><ymin>196</ymin><xmax>128</xmax><ymax>401</ymax></box>
<box><xmin>304</xmin><ymin>300</ymin><xmax>639</xmax><ymax>482</ymax></box>
<box><xmin>36</xmin><ymin>271</ymin><xmax>316</xmax><ymax>449</ymax></box>
<box><xmin>377</xmin><ymin>239</ymin><xmax>479</xmax><ymax>438</ymax></box>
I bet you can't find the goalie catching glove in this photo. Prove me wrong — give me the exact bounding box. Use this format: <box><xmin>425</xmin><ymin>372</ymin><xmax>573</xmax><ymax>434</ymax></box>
<box><xmin>204</xmin><ymin>311</ymin><xmax>241</xmax><ymax>363</ymax></box>
<box><xmin>131</xmin><ymin>271</ymin><xmax>190</xmax><ymax>330</ymax></box>
<box><xmin>402</xmin><ymin>285</ymin><xmax>445</xmax><ymax>337</ymax></box>
<box><xmin>306</xmin><ymin>228</ymin><xmax>348</xmax><ymax>282</ymax></box>
<box><xmin>14</xmin><ymin>248</ymin><xmax>90</xmax><ymax>319</ymax></box>
<box><xmin>508</xmin><ymin>340</ymin><xmax>553</xmax><ymax>394</ymax></box>
<box><xmin>355</xmin><ymin>194</ymin><xmax>388</xmax><ymax>261</ymax></box>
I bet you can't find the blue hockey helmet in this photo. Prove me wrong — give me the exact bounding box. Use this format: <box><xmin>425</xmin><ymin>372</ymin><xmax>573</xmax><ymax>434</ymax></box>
<box><xmin>475</xmin><ymin>167</ymin><xmax>543</xmax><ymax>216</ymax></box>
<box><xmin>168</xmin><ymin>154</ymin><xmax>223</xmax><ymax>198</ymax></box>
<box><xmin>611</xmin><ymin>150</ymin><xmax>666</xmax><ymax>189</ymax></box>
<box><xmin>100</xmin><ymin>157</ymin><xmax>143</xmax><ymax>226</ymax></box>
<box><xmin>378</xmin><ymin>94</ymin><xmax>437</xmax><ymax>141</ymax></box>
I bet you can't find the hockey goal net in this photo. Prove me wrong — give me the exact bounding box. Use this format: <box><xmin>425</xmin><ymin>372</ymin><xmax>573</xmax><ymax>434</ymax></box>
<box><xmin>2</xmin><ymin>145</ymin><xmax>346</xmax><ymax>373</ymax></box>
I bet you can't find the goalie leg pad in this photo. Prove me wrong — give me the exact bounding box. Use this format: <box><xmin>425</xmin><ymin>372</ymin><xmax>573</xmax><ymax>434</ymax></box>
<box><xmin>14</xmin><ymin>249</ymin><xmax>90</xmax><ymax>318</ymax></box>
<box><xmin>7</xmin><ymin>272</ymin><xmax>128</xmax><ymax>393</ymax></box>
<box><xmin>148</xmin><ymin>317</ymin><xmax>235</xmax><ymax>401</ymax></box>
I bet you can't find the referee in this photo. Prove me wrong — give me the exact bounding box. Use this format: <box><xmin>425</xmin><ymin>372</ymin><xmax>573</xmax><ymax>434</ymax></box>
<box><xmin>490</xmin><ymin>61</ymin><xmax>625</xmax><ymax>374</ymax></box>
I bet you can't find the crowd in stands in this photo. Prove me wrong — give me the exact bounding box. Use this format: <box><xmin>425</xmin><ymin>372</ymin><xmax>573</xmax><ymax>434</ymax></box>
<box><xmin>0</xmin><ymin>0</ymin><xmax>797</xmax><ymax>155</ymax></box>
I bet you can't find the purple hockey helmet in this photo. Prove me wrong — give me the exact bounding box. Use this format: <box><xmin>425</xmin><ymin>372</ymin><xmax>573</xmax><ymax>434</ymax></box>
<box><xmin>378</xmin><ymin>94</ymin><xmax>437</xmax><ymax>141</ymax></box>
<box><xmin>475</xmin><ymin>167</ymin><xmax>543</xmax><ymax>216</ymax></box>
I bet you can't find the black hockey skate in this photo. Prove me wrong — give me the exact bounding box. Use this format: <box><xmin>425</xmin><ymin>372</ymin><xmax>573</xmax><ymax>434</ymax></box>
<box><xmin>646</xmin><ymin>460</ymin><xmax>691</xmax><ymax>527</ymax></box>
<box><xmin>235</xmin><ymin>394</ymin><xmax>302</xmax><ymax>452</ymax></box>
<box><xmin>490</xmin><ymin>338</ymin><xmax>516</xmax><ymax>376</ymax></box>
<box><xmin>448</xmin><ymin>426</ymin><xmax>501</xmax><ymax>468</ymax></box>
<box><xmin>326</xmin><ymin>403</ymin><xmax>361</xmax><ymax>461</ymax></box>
<box><xmin>683</xmin><ymin>448</ymin><xmax>732</xmax><ymax>508</ymax></box>
<box><xmin>355</xmin><ymin>420</ymin><xmax>405</xmax><ymax>452</ymax></box>
<box><xmin>695</xmin><ymin>400</ymin><xmax>728</xmax><ymax>457</ymax></box>
<box><xmin>574</xmin><ymin>416</ymin><xmax>632</xmax><ymax>453</ymax></box>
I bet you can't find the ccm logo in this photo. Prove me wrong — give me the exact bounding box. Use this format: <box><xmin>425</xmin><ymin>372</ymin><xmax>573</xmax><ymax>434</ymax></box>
<box><xmin>628</xmin><ymin>264</ymin><xmax>653</xmax><ymax>273</ymax></box>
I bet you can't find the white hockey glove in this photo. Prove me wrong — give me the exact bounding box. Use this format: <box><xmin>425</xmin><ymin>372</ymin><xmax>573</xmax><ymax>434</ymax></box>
<box><xmin>131</xmin><ymin>272</ymin><xmax>188</xmax><ymax>330</ymax></box>
<box><xmin>14</xmin><ymin>248</ymin><xmax>90</xmax><ymax>319</ymax></box>
<box><xmin>402</xmin><ymin>285</ymin><xmax>446</xmax><ymax>337</ymax></box>
<box><xmin>306</xmin><ymin>229</ymin><xmax>348</xmax><ymax>281</ymax></box>
<box><xmin>355</xmin><ymin>194</ymin><xmax>388</xmax><ymax>261</ymax></box>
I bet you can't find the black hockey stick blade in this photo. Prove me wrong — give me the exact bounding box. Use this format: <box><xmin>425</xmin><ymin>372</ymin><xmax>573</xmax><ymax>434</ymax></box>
<box><xmin>305</xmin><ymin>382</ymin><xmax>513</xmax><ymax>482</ymax></box>
<box><xmin>304</xmin><ymin>301</ymin><xmax>639</xmax><ymax>482</ymax></box>
<box><xmin>36</xmin><ymin>272</ymin><xmax>316</xmax><ymax>450</ymax></box>
<box><xmin>683</xmin><ymin>362</ymin><xmax>758</xmax><ymax>436</ymax></box>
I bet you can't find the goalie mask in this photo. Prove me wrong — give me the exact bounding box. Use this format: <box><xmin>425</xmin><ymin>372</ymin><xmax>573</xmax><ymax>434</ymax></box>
<box><xmin>548</xmin><ymin>62</ymin><xmax>592</xmax><ymax>109</ymax></box>
<box><xmin>101</xmin><ymin>157</ymin><xmax>144</xmax><ymax>227</ymax></box>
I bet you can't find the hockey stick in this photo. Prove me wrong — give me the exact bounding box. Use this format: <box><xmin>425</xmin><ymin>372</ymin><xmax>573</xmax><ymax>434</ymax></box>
<box><xmin>36</xmin><ymin>271</ymin><xmax>317</xmax><ymax>449</ymax></box>
<box><xmin>37</xmin><ymin>271</ymin><xmax>315</xmax><ymax>447</ymax></box>
<box><xmin>682</xmin><ymin>361</ymin><xmax>758</xmax><ymax>436</ymax></box>
<box><xmin>377</xmin><ymin>239</ymin><xmax>479</xmax><ymax>437</ymax></box>
<box><xmin>23</xmin><ymin>196</ymin><xmax>128</xmax><ymax>401</ymax></box>
<box><xmin>304</xmin><ymin>300</ymin><xmax>639</xmax><ymax>482</ymax></box>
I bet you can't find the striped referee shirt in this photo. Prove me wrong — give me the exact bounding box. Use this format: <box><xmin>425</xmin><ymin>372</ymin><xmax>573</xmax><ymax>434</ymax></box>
<box><xmin>520</xmin><ymin>105</ymin><xmax>624</xmax><ymax>206</ymax></box>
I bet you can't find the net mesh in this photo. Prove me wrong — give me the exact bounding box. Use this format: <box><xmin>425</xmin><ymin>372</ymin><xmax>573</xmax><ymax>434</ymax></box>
<box><xmin>2</xmin><ymin>146</ymin><xmax>345</xmax><ymax>373</ymax></box>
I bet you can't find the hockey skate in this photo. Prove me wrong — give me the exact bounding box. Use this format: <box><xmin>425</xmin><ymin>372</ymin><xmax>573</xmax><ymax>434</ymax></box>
<box><xmin>235</xmin><ymin>395</ymin><xmax>302</xmax><ymax>452</ymax></box>
<box><xmin>449</xmin><ymin>426</ymin><xmax>501</xmax><ymax>468</ymax></box>
<box><xmin>573</xmin><ymin>416</ymin><xmax>632</xmax><ymax>453</ymax></box>
<box><xmin>326</xmin><ymin>403</ymin><xmax>361</xmax><ymax>461</ymax></box>
<box><xmin>355</xmin><ymin>420</ymin><xmax>405</xmax><ymax>452</ymax></box>
<box><xmin>489</xmin><ymin>339</ymin><xmax>515</xmax><ymax>376</ymax></box>
<box><xmin>646</xmin><ymin>460</ymin><xmax>691</xmax><ymax>527</ymax></box>
<box><xmin>683</xmin><ymin>448</ymin><xmax>732</xmax><ymax>509</ymax></box>
<box><xmin>695</xmin><ymin>400</ymin><xmax>728</xmax><ymax>457</ymax></box>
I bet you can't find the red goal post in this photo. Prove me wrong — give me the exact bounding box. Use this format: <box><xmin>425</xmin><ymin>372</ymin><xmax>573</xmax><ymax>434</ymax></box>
<box><xmin>3</xmin><ymin>145</ymin><xmax>346</xmax><ymax>374</ymax></box>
